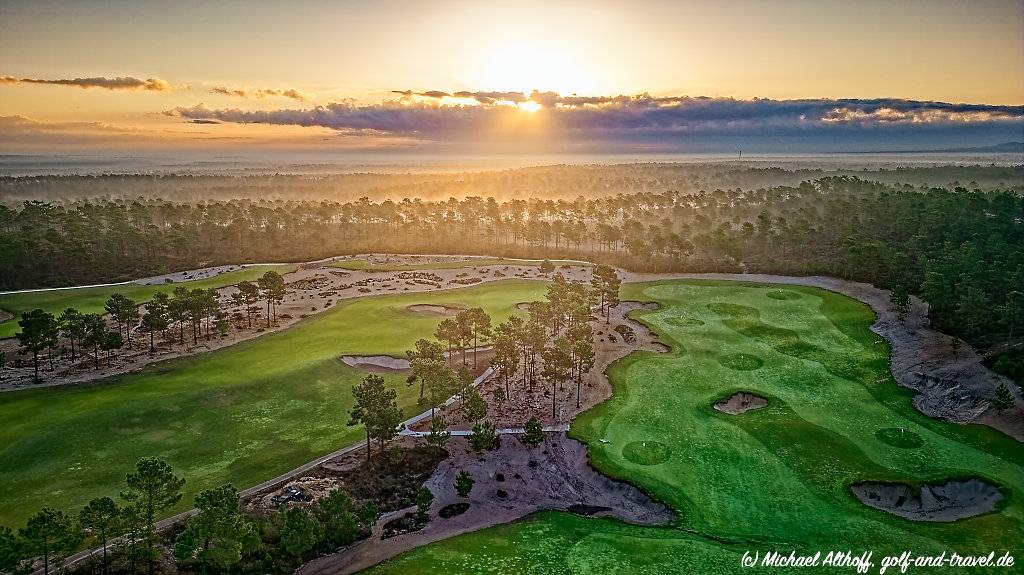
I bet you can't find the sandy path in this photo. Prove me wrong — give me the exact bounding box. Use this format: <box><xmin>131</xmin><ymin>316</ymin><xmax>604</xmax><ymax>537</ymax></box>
<box><xmin>623</xmin><ymin>272</ymin><xmax>1023</xmax><ymax>441</ymax></box>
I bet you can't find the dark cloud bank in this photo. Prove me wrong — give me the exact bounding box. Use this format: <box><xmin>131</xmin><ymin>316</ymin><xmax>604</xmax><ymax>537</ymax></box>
<box><xmin>163</xmin><ymin>92</ymin><xmax>1024</xmax><ymax>152</ymax></box>
<box><xmin>1</xmin><ymin>75</ymin><xmax>172</xmax><ymax>91</ymax></box>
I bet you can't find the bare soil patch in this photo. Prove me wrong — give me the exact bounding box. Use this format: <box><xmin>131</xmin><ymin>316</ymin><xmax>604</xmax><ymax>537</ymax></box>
<box><xmin>340</xmin><ymin>355</ymin><xmax>411</xmax><ymax>374</ymax></box>
<box><xmin>851</xmin><ymin>478</ymin><xmax>1002</xmax><ymax>522</ymax></box>
<box><xmin>287</xmin><ymin>275</ymin><xmax>332</xmax><ymax>290</ymax></box>
<box><xmin>406</xmin><ymin>304</ymin><xmax>463</xmax><ymax>316</ymax></box>
<box><xmin>714</xmin><ymin>392</ymin><xmax>769</xmax><ymax>415</ymax></box>
<box><xmin>318</xmin><ymin>446</ymin><xmax>448</xmax><ymax>513</ymax></box>
<box><xmin>300</xmin><ymin>433</ymin><xmax>674</xmax><ymax>575</ymax></box>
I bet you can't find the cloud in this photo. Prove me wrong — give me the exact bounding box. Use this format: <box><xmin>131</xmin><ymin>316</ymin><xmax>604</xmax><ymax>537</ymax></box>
<box><xmin>162</xmin><ymin>93</ymin><xmax>1024</xmax><ymax>149</ymax></box>
<box><xmin>0</xmin><ymin>114</ymin><xmax>419</xmax><ymax>153</ymax></box>
<box><xmin>209</xmin><ymin>86</ymin><xmax>307</xmax><ymax>101</ymax></box>
<box><xmin>0</xmin><ymin>75</ymin><xmax>172</xmax><ymax>91</ymax></box>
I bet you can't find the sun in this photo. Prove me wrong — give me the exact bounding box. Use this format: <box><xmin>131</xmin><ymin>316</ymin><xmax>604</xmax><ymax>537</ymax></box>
<box><xmin>517</xmin><ymin>101</ymin><xmax>542</xmax><ymax>113</ymax></box>
<box><xmin>475</xmin><ymin>45</ymin><xmax>601</xmax><ymax>96</ymax></box>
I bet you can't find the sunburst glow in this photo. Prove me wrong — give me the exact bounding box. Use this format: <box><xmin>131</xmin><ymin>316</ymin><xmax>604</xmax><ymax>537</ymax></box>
<box><xmin>475</xmin><ymin>45</ymin><xmax>601</xmax><ymax>96</ymax></box>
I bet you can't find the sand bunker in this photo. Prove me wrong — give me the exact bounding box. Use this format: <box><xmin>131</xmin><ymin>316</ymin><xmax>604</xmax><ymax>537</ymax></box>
<box><xmin>621</xmin><ymin>440</ymin><xmax>672</xmax><ymax>465</ymax></box>
<box><xmin>714</xmin><ymin>392</ymin><xmax>769</xmax><ymax>415</ymax></box>
<box><xmin>0</xmin><ymin>309</ymin><xmax>11</xmax><ymax>323</ymax></box>
<box><xmin>718</xmin><ymin>353</ymin><xmax>765</xmax><ymax>371</ymax></box>
<box><xmin>515</xmin><ymin>302</ymin><xmax>533</xmax><ymax>311</ymax></box>
<box><xmin>851</xmin><ymin>478</ymin><xmax>1002</xmax><ymax>522</ymax></box>
<box><xmin>875</xmin><ymin>427</ymin><xmax>924</xmax><ymax>448</ymax></box>
<box><xmin>341</xmin><ymin>355</ymin><xmax>411</xmax><ymax>373</ymax></box>
<box><xmin>406</xmin><ymin>304</ymin><xmax>463</xmax><ymax>316</ymax></box>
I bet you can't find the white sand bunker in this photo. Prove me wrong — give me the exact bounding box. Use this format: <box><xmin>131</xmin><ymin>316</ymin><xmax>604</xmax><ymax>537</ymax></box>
<box><xmin>0</xmin><ymin>309</ymin><xmax>11</xmax><ymax>323</ymax></box>
<box><xmin>714</xmin><ymin>392</ymin><xmax>768</xmax><ymax>415</ymax></box>
<box><xmin>407</xmin><ymin>304</ymin><xmax>463</xmax><ymax>316</ymax></box>
<box><xmin>516</xmin><ymin>302</ymin><xmax>532</xmax><ymax>311</ymax></box>
<box><xmin>851</xmin><ymin>478</ymin><xmax>1002</xmax><ymax>522</ymax></box>
<box><xmin>341</xmin><ymin>355</ymin><xmax>411</xmax><ymax>373</ymax></box>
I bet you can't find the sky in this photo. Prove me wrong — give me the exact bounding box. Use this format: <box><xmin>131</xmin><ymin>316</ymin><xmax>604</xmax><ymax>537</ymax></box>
<box><xmin>1</xmin><ymin>0</ymin><xmax>1022</xmax><ymax>155</ymax></box>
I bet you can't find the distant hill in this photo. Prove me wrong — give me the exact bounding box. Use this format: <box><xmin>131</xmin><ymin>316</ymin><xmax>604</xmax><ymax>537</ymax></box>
<box><xmin>956</xmin><ymin>142</ymin><xmax>1024</xmax><ymax>153</ymax></box>
<box><xmin>854</xmin><ymin>142</ymin><xmax>1023</xmax><ymax>154</ymax></box>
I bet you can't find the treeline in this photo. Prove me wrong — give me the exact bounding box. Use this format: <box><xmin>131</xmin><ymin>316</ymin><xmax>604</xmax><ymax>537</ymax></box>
<box><xmin>0</xmin><ymin>456</ymin><xmax>380</xmax><ymax>575</ymax></box>
<box><xmin>11</xmin><ymin>271</ymin><xmax>288</xmax><ymax>383</ymax></box>
<box><xmin>2</xmin><ymin>176</ymin><xmax>1021</xmax><ymax>345</ymax></box>
<box><xmin>2</xmin><ymin>164</ymin><xmax>1020</xmax><ymax>204</ymax></box>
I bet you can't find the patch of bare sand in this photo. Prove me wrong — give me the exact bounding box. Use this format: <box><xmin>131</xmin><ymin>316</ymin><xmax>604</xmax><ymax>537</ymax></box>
<box><xmin>299</xmin><ymin>434</ymin><xmax>674</xmax><ymax>575</ymax></box>
<box><xmin>341</xmin><ymin>355</ymin><xmax>411</xmax><ymax>374</ymax></box>
<box><xmin>622</xmin><ymin>271</ymin><xmax>1023</xmax><ymax>442</ymax></box>
<box><xmin>406</xmin><ymin>304</ymin><xmax>463</xmax><ymax>316</ymax></box>
<box><xmin>0</xmin><ymin>309</ymin><xmax>11</xmax><ymax>323</ymax></box>
<box><xmin>851</xmin><ymin>478</ymin><xmax>1003</xmax><ymax>522</ymax></box>
<box><xmin>714</xmin><ymin>392</ymin><xmax>768</xmax><ymax>415</ymax></box>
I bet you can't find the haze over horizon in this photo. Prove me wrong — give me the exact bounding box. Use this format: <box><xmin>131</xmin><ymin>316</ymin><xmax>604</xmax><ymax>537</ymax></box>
<box><xmin>1</xmin><ymin>0</ymin><xmax>1022</xmax><ymax>156</ymax></box>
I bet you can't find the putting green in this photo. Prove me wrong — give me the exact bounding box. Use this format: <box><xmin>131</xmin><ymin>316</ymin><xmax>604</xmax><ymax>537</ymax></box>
<box><xmin>0</xmin><ymin>265</ymin><xmax>294</xmax><ymax>339</ymax></box>
<box><xmin>875</xmin><ymin>428</ymin><xmax>925</xmax><ymax>449</ymax></box>
<box><xmin>365</xmin><ymin>280</ymin><xmax>1024</xmax><ymax>574</ymax></box>
<box><xmin>0</xmin><ymin>280</ymin><xmax>545</xmax><ymax>526</ymax></box>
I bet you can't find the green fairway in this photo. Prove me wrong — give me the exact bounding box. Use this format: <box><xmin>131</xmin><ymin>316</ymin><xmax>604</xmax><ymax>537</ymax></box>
<box><xmin>329</xmin><ymin>257</ymin><xmax>588</xmax><ymax>272</ymax></box>
<box><xmin>366</xmin><ymin>280</ymin><xmax>1024</xmax><ymax>573</ymax></box>
<box><xmin>0</xmin><ymin>280</ymin><xmax>546</xmax><ymax>526</ymax></box>
<box><xmin>368</xmin><ymin>511</ymin><xmax>744</xmax><ymax>575</ymax></box>
<box><xmin>0</xmin><ymin>265</ymin><xmax>295</xmax><ymax>339</ymax></box>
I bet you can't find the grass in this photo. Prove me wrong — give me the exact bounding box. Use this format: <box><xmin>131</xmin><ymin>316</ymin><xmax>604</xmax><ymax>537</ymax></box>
<box><xmin>367</xmin><ymin>511</ymin><xmax>745</xmax><ymax>575</ymax></box>
<box><xmin>328</xmin><ymin>257</ymin><xmax>589</xmax><ymax>272</ymax></box>
<box><xmin>0</xmin><ymin>265</ymin><xmax>294</xmax><ymax>340</ymax></box>
<box><xmin>365</xmin><ymin>280</ymin><xmax>1024</xmax><ymax>573</ymax></box>
<box><xmin>0</xmin><ymin>280</ymin><xmax>546</xmax><ymax>526</ymax></box>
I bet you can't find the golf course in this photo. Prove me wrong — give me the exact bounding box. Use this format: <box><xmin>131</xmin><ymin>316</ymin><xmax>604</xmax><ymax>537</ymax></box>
<box><xmin>363</xmin><ymin>280</ymin><xmax>1024</xmax><ymax>573</ymax></box>
<box><xmin>0</xmin><ymin>264</ymin><xmax>293</xmax><ymax>340</ymax></box>
<box><xmin>0</xmin><ymin>280</ymin><xmax>546</xmax><ymax>525</ymax></box>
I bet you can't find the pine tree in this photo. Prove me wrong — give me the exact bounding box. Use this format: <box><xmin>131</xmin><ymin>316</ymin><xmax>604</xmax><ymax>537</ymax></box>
<box><xmin>521</xmin><ymin>416</ymin><xmax>544</xmax><ymax>448</ymax></box>
<box><xmin>454</xmin><ymin>470</ymin><xmax>475</xmax><ymax>497</ymax></box>
<box><xmin>992</xmin><ymin>383</ymin><xmax>1014</xmax><ymax>414</ymax></box>
<box><xmin>15</xmin><ymin>309</ymin><xmax>58</xmax><ymax>383</ymax></box>
<box><xmin>121</xmin><ymin>457</ymin><xmax>185</xmax><ymax>575</ymax></box>
<box><xmin>349</xmin><ymin>374</ymin><xmax>402</xmax><ymax>461</ymax></box>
